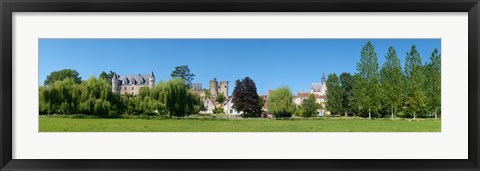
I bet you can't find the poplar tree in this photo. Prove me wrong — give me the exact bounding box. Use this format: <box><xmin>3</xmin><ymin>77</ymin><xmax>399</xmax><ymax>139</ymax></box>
<box><xmin>424</xmin><ymin>48</ymin><xmax>441</xmax><ymax>118</ymax></box>
<box><xmin>404</xmin><ymin>45</ymin><xmax>427</xmax><ymax>119</ymax></box>
<box><xmin>380</xmin><ymin>46</ymin><xmax>403</xmax><ymax>119</ymax></box>
<box><xmin>339</xmin><ymin>72</ymin><xmax>354</xmax><ymax>116</ymax></box>
<box><xmin>326</xmin><ymin>73</ymin><xmax>343</xmax><ymax>116</ymax></box>
<box><xmin>356</xmin><ymin>41</ymin><xmax>381</xmax><ymax>119</ymax></box>
<box><xmin>351</xmin><ymin>73</ymin><xmax>365</xmax><ymax>118</ymax></box>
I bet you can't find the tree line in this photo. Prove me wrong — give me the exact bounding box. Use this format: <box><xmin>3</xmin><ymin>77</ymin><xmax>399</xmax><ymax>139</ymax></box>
<box><xmin>326</xmin><ymin>41</ymin><xmax>441</xmax><ymax>119</ymax></box>
<box><xmin>39</xmin><ymin>67</ymin><xmax>203</xmax><ymax>117</ymax></box>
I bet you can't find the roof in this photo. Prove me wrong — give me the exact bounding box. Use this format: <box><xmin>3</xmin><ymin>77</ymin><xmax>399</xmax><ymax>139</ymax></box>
<box><xmin>297</xmin><ymin>92</ymin><xmax>310</xmax><ymax>98</ymax></box>
<box><xmin>118</xmin><ymin>74</ymin><xmax>151</xmax><ymax>85</ymax></box>
<box><xmin>191</xmin><ymin>83</ymin><xmax>202</xmax><ymax>91</ymax></box>
<box><xmin>311</xmin><ymin>83</ymin><xmax>324</xmax><ymax>91</ymax></box>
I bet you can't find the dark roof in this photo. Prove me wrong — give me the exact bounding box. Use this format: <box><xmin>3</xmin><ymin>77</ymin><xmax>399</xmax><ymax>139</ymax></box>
<box><xmin>118</xmin><ymin>74</ymin><xmax>150</xmax><ymax>85</ymax></box>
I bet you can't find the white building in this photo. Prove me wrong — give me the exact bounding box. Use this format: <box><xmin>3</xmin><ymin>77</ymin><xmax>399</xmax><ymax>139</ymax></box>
<box><xmin>223</xmin><ymin>98</ymin><xmax>243</xmax><ymax>116</ymax></box>
<box><xmin>310</xmin><ymin>72</ymin><xmax>327</xmax><ymax>96</ymax></box>
<box><xmin>200</xmin><ymin>98</ymin><xmax>216</xmax><ymax>114</ymax></box>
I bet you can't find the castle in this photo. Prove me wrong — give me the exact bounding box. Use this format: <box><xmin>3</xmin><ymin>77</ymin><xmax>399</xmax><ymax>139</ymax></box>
<box><xmin>209</xmin><ymin>78</ymin><xmax>229</xmax><ymax>98</ymax></box>
<box><xmin>112</xmin><ymin>72</ymin><xmax>155</xmax><ymax>95</ymax></box>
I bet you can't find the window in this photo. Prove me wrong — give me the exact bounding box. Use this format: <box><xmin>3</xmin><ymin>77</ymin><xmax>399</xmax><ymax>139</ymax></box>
<box><xmin>131</xmin><ymin>92</ymin><xmax>134</xmax><ymax>95</ymax></box>
<box><xmin>132</xmin><ymin>87</ymin><xmax>134</xmax><ymax>90</ymax></box>
<box><xmin>124</xmin><ymin>87</ymin><xmax>126</xmax><ymax>90</ymax></box>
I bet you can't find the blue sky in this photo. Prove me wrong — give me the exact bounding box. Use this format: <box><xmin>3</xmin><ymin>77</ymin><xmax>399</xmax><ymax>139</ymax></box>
<box><xmin>39</xmin><ymin>39</ymin><xmax>441</xmax><ymax>95</ymax></box>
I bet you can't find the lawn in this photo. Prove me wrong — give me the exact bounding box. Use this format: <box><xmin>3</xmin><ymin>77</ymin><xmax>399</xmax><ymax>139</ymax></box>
<box><xmin>39</xmin><ymin>116</ymin><xmax>441</xmax><ymax>132</ymax></box>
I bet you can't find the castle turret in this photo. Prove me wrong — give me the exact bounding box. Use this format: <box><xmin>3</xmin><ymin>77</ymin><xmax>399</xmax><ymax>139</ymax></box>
<box><xmin>148</xmin><ymin>71</ymin><xmax>155</xmax><ymax>89</ymax></box>
<box><xmin>218</xmin><ymin>81</ymin><xmax>229</xmax><ymax>97</ymax></box>
<box><xmin>112</xmin><ymin>73</ymin><xmax>119</xmax><ymax>93</ymax></box>
<box><xmin>209</xmin><ymin>78</ymin><xmax>218</xmax><ymax>98</ymax></box>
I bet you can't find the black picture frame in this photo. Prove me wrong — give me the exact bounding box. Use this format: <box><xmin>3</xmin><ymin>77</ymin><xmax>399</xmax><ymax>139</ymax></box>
<box><xmin>1</xmin><ymin>0</ymin><xmax>479</xmax><ymax>170</ymax></box>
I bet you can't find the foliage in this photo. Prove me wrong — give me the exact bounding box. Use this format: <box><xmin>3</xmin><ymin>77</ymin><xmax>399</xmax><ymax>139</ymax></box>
<box><xmin>40</xmin><ymin>70</ymin><xmax>202</xmax><ymax>117</ymax></box>
<box><xmin>216</xmin><ymin>93</ymin><xmax>226</xmax><ymax>104</ymax></box>
<box><xmin>326</xmin><ymin>73</ymin><xmax>343</xmax><ymax>115</ymax></box>
<box><xmin>339</xmin><ymin>72</ymin><xmax>354</xmax><ymax>116</ymax></box>
<box><xmin>380</xmin><ymin>46</ymin><xmax>404</xmax><ymax>118</ymax></box>
<box><xmin>404</xmin><ymin>45</ymin><xmax>427</xmax><ymax>119</ymax></box>
<box><xmin>213</xmin><ymin>107</ymin><xmax>224</xmax><ymax>114</ymax></box>
<box><xmin>99</xmin><ymin>71</ymin><xmax>116</xmax><ymax>81</ymax></box>
<box><xmin>170</xmin><ymin>65</ymin><xmax>195</xmax><ymax>87</ymax></box>
<box><xmin>356</xmin><ymin>41</ymin><xmax>381</xmax><ymax>119</ymax></box>
<box><xmin>44</xmin><ymin>69</ymin><xmax>82</xmax><ymax>85</ymax></box>
<box><xmin>232</xmin><ymin>77</ymin><xmax>262</xmax><ymax>117</ymax></box>
<box><xmin>423</xmin><ymin>48</ymin><xmax>441</xmax><ymax>118</ymax></box>
<box><xmin>39</xmin><ymin>76</ymin><xmax>122</xmax><ymax>116</ymax></box>
<box><xmin>302</xmin><ymin>94</ymin><xmax>319</xmax><ymax>117</ymax></box>
<box><xmin>267</xmin><ymin>86</ymin><xmax>295</xmax><ymax>118</ymax></box>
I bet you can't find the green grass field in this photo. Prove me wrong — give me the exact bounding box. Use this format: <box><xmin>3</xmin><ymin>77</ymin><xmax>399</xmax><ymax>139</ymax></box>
<box><xmin>39</xmin><ymin>116</ymin><xmax>441</xmax><ymax>132</ymax></box>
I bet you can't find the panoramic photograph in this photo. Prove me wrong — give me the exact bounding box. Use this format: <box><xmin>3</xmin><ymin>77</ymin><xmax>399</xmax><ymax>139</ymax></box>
<box><xmin>38</xmin><ymin>39</ymin><xmax>441</xmax><ymax>132</ymax></box>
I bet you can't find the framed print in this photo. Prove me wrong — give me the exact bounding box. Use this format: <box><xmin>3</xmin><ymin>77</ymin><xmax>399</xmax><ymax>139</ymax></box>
<box><xmin>1</xmin><ymin>0</ymin><xmax>479</xmax><ymax>170</ymax></box>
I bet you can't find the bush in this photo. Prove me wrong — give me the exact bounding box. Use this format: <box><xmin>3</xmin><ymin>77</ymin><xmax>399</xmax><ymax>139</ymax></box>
<box><xmin>213</xmin><ymin>107</ymin><xmax>224</xmax><ymax>114</ymax></box>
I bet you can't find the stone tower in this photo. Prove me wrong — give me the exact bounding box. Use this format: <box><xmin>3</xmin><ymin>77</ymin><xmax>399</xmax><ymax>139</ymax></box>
<box><xmin>209</xmin><ymin>78</ymin><xmax>218</xmax><ymax>97</ymax></box>
<box><xmin>218</xmin><ymin>81</ymin><xmax>229</xmax><ymax>97</ymax></box>
<box><xmin>112</xmin><ymin>73</ymin><xmax>119</xmax><ymax>93</ymax></box>
<box><xmin>148</xmin><ymin>71</ymin><xmax>155</xmax><ymax>89</ymax></box>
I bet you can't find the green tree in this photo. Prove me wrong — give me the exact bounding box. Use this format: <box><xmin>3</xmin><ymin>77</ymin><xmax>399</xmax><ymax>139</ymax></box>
<box><xmin>356</xmin><ymin>41</ymin><xmax>381</xmax><ymax>119</ymax></box>
<box><xmin>170</xmin><ymin>65</ymin><xmax>195</xmax><ymax>87</ymax></box>
<box><xmin>99</xmin><ymin>71</ymin><xmax>116</xmax><ymax>81</ymax></box>
<box><xmin>326</xmin><ymin>73</ymin><xmax>343</xmax><ymax>116</ymax></box>
<box><xmin>404</xmin><ymin>45</ymin><xmax>427</xmax><ymax>119</ymax></box>
<box><xmin>302</xmin><ymin>94</ymin><xmax>319</xmax><ymax>117</ymax></box>
<box><xmin>232</xmin><ymin>77</ymin><xmax>262</xmax><ymax>117</ymax></box>
<box><xmin>267</xmin><ymin>86</ymin><xmax>295</xmax><ymax>118</ymax></box>
<box><xmin>423</xmin><ymin>48</ymin><xmax>441</xmax><ymax>118</ymax></box>
<box><xmin>380</xmin><ymin>46</ymin><xmax>404</xmax><ymax>119</ymax></box>
<box><xmin>44</xmin><ymin>69</ymin><xmax>82</xmax><ymax>85</ymax></box>
<box><xmin>216</xmin><ymin>93</ymin><xmax>226</xmax><ymax>104</ymax></box>
<box><xmin>351</xmin><ymin>73</ymin><xmax>365</xmax><ymax>118</ymax></box>
<box><xmin>339</xmin><ymin>72</ymin><xmax>354</xmax><ymax>116</ymax></box>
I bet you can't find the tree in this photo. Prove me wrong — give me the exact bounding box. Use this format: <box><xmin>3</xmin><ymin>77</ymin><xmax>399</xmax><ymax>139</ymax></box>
<box><xmin>423</xmin><ymin>48</ymin><xmax>441</xmax><ymax>119</ymax></box>
<box><xmin>339</xmin><ymin>72</ymin><xmax>354</xmax><ymax>116</ymax></box>
<box><xmin>404</xmin><ymin>45</ymin><xmax>427</xmax><ymax>119</ymax></box>
<box><xmin>267</xmin><ymin>86</ymin><xmax>295</xmax><ymax>118</ymax></box>
<box><xmin>351</xmin><ymin>73</ymin><xmax>366</xmax><ymax>118</ymax></box>
<box><xmin>356</xmin><ymin>41</ymin><xmax>381</xmax><ymax>119</ymax></box>
<box><xmin>99</xmin><ymin>71</ymin><xmax>116</xmax><ymax>81</ymax></box>
<box><xmin>232</xmin><ymin>77</ymin><xmax>262</xmax><ymax>117</ymax></box>
<box><xmin>302</xmin><ymin>94</ymin><xmax>319</xmax><ymax>117</ymax></box>
<box><xmin>44</xmin><ymin>69</ymin><xmax>82</xmax><ymax>85</ymax></box>
<box><xmin>170</xmin><ymin>65</ymin><xmax>195</xmax><ymax>87</ymax></box>
<box><xmin>326</xmin><ymin>73</ymin><xmax>343</xmax><ymax>116</ymax></box>
<box><xmin>380</xmin><ymin>46</ymin><xmax>404</xmax><ymax>119</ymax></box>
<box><xmin>216</xmin><ymin>93</ymin><xmax>226</xmax><ymax>104</ymax></box>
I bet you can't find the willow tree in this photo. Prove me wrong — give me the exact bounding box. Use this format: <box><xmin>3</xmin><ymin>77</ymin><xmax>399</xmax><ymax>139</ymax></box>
<box><xmin>404</xmin><ymin>45</ymin><xmax>426</xmax><ymax>119</ymax></box>
<box><xmin>380</xmin><ymin>46</ymin><xmax>403</xmax><ymax>119</ymax></box>
<box><xmin>356</xmin><ymin>41</ymin><xmax>381</xmax><ymax>119</ymax></box>
<box><xmin>267</xmin><ymin>86</ymin><xmax>295</xmax><ymax>118</ymax></box>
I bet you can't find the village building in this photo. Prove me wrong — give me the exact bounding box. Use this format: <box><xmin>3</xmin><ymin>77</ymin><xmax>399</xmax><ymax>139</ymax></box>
<box><xmin>292</xmin><ymin>73</ymin><xmax>328</xmax><ymax>116</ymax></box>
<box><xmin>223</xmin><ymin>98</ymin><xmax>243</xmax><ymax>116</ymax></box>
<box><xmin>112</xmin><ymin>72</ymin><xmax>155</xmax><ymax>95</ymax></box>
<box><xmin>200</xmin><ymin>98</ymin><xmax>216</xmax><ymax>114</ymax></box>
